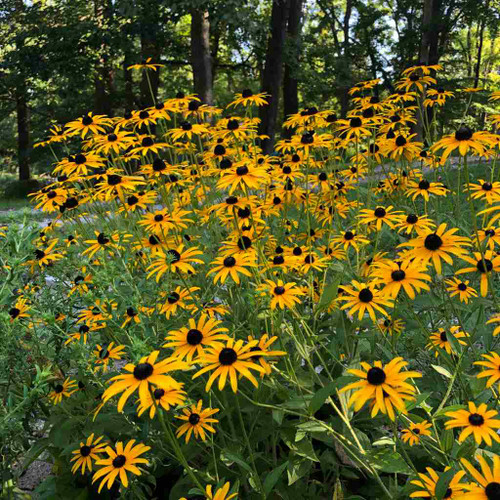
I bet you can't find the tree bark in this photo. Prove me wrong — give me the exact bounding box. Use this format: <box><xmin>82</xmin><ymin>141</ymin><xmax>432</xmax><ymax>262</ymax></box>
<box><xmin>139</xmin><ymin>0</ymin><xmax>161</xmax><ymax>108</ymax></box>
<box><xmin>259</xmin><ymin>0</ymin><xmax>290</xmax><ymax>153</ymax></box>
<box><xmin>190</xmin><ymin>9</ymin><xmax>213</xmax><ymax>105</ymax></box>
<box><xmin>474</xmin><ymin>5</ymin><xmax>488</xmax><ymax>89</ymax></box>
<box><xmin>283</xmin><ymin>0</ymin><xmax>303</xmax><ymax>138</ymax></box>
<box><xmin>94</xmin><ymin>0</ymin><xmax>113</xmax><ymax>115</ymax></box>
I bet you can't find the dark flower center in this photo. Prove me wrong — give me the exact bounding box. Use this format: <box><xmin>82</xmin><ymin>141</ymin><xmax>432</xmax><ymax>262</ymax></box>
<box><xmin>189</xmin><ymin>413</ymin><xmax>201</xmax><ymax>425</ymax></box>
<box><xmin>418</xmin><ymin>179</ymin><xmax>430</xmax><ymax>190</ymax></box>
<box><xmin>214</xmin><ymin>145</ymin><xmax>226</xmax><ymax>156</ymax></box>
<box><xmin>301</xmin><ymin>133</ymin><xmax>314</xmax><ymax>144</ymax></box>
<box><xmin>391</xmin><ymin>270</ymin><xmax>406</xmax><ymax>282</ymax></box>
<box><xmin>133</xmin><ymin>362</ymin><xmax>154</xmax><ymax>380</ymax></box>
<box><xmin>483</xmin><ymin>182</ymin><xmax>493</xmax><ymax>191</ymax></box>
<box><xmin>97</xmin><ymin>233</ymin><xmax>109</xmax><ymax>245</ymax></box>
<box><xmin>236</xmin><ymin>166</ymin><xmax>249</xmax><ymax>176</ymax></box>
<box><xmin>424</xmin><ymin>233</ymin><xmax>443</xmax><ymax>251</ymax></box>
<box><xmin>282</xmin><ymin>166</ymin><xmax>292</xmax><ymax>174</ymax></box>
<box><xmin>188</xmin><ymin>100</ymin><xmax>200</xmax><ymax>111</ymax></box>
<box><xmin>440</xmin><ymin>331</ymin><xmax>447</xmax><ymax>342</ymax></box>
<box><xmin>112</xmin><ymin>455</ymin><xmax>127</xmax><ymax>468</ymax></box>
<box><xmin>455</xmin><ymin>126</ymin><xmax>473</xmax><ymax>141</ymax></box>
<box><xmin>226</xmin><ymin>196</ymin><xmax>238</xmax><ymax>205</ymax></box>
<box><xmin>273</xmin><ymin>196</ymin><xmax>282</xmax><ymax>205</ymax></box>
<box><xmin>485</xmin><ymin>482</ymin><xmax>500</xmax><ymax>500</ymax></box>
<box><xmin>406</xmin><ymin>214</ymin><xmax>418</xmax><ymax>224</ymax></box>
<box><xmin>223</xmin><ymin>256</ymin><xmax>236</xmax><ymax>268</ymax></box>
<box><xmin>468</xmin><ymin>413</ymin><xmax>485</xmax><ymax>426</ymax></box>
<box><xmin>167</xmin><ymin>249</ymin><xmax>181</xmax><ymax>263</ymax></box>
<box><xmin>273</xmin><ymin>255</ymin><xmax>285</xmax><ymax>265</ymax></box>
<box><xmin>55</xmin><ymin>384</ymin><xmax>64</xmax><ymax>393</ymax></box>
<box><xmin>127</xmin><ymin>195</ymin><xmax>139</xmax><ymax>206</ymax></box>
<box><xmin>318</xmin><ymin>172</ymin><xmax>327</xmax><ymax>181</ymax></box>
<box><xmin>326</xmin><ymin>113</ymin><xmax>337</xmax><ymax>122</ymax></box>
<box><xmin>74</xmin><ymin>153</ymin><xmax>87</xmax><ymax>165</ymax></box>
<box><xmin>219</xmin><ymin>347</ymin><xmax>237</xmax><ymax>365</ymax></box>
<box><xmin>126</xmin><ymin>307</ymin><xmax>136</xmax><ymax>317</ymax></box>
<box><xmin>82</xmin><ymin>115</ymin><xmax>93</xmax><ymax>126</ymax></box>
<box><xmin>362</xmin><ymin>108</ymin><xmax>374</xmax><ymax>118</ymax></box>
<box><xmin>167</xmin><ymin>292</ymin><xmax>180</xmax><ymax>304</ymax></box>
<box><xmin>47</xmin><ymin>190</ymin><xmax>57</xmax><ymax>199</ymax></box>
<box><xmin>293</xmin><ymin>247</ymin><xmax>303</xmax><ymax>256</ymax></box>
<box><xmin>409</xmin><ymin>74</ymin><xmax>420</xmax><ymax>81</ymax></box>
<box><xmin>413</xmin><ymin>428</ymin><xmax>420</xmax><ymax>435</ymax></box>
<box><xmin>349</xmin><ymin>117</ymin><xmax>362</xmax><ymax>128</ymax></box>
<box><xmin>237</xmin><ymin>236</ymin><xmax>252</xmax><ymax>250</ymax></box>
<box><xmin>107</xmin><ymin>133</ymin><xmax>117</xmax><ymax>142</ymax></box>
<box><xmin>458</xmin><ymin>283</ymin><xmax>467</xmax><ymax>291</ymax></box>
<box><xmin>374</xmin><ymin>207</ymin><xmax>386</xmax><ymax>218</ymax></box>
<box><xmin>227</xmin><ymin>119</ymin><xmax>239</xmax><ymax>130</ymax></box>
<box><xmin>237</xmin><ymin>207</ymin><xmax>250</xmax><ymax>218</ymax></box>
<box><xmin>142</xmin><ymin>137</ymin><xmax>154</xmax><ymax>147</ymax></box>
<box><xmin>149</xmin><ymin>235</ymin><xmax>160</xmax><ymax>245</ymax></box>
<box><xmin>242</xmin><ymin>89</ymin><xmax>253</xmax><ymax>98</ymax></box>
<box><xmin>366</xmin><ymin>367</ymin><xmax>386</xmax><ymax>385</ymax></box>
<box><xmin>305</xmin><ymin>255</ymin><xmax>315</xmax><ymax>264</ymax></box>
<box><xmin>358</xmin><ymin>288</ymin><xmax>373</xmax><ymax>303</ymax></box>
<box><xmin>395</xmin><ymin>136</ymin><xmax>406</xmax><ymax>147</ymax></box>
<box><xmin>443</xmin><ymin>487</ymin><xmax>452</xmax><ymax>499</ymax></box>
<box><xmin>107</xmin><ymin>174</ymin><xmax>122</xmax><ymax>186</ymax></box>
<box><xmin>220</xmin><ymin>158</ymin><xmax>232</xmax><ymax>170</ymax></box>
<box><xmin>80</xmin><ymin>445</ymin><xmax>92</xmax><ymax>457</ymax></box>
<box><xmin>477</xmin><ymin>259</ymin><xmax>493</xmax><ymax>273</ymax></box>
<box><xmin>344</xmin><ymin>231</ymin><xmax>354</xmax><ymax>241</ymax></box>
<box><xmin>274</xmin><ymin>286</ymin><xmax>286</xmax><ymax>295</ymax></box>
<box><xmin>181</xmin><ymin>121</ymin><xmax>192</xmax><ymax>131</ymax></box>
<box><xmin>153</xmin><ymin>158</ymin><xmax>166</xmax><ymax>171</ymax></box>
<box><xmin>34</xmin><ymin>249</ymin><xmax>45</xmax><ymax>260</ymax></box>
<box><xmin>486</xmin><ymin>229</ymin><xmax>496</xmax><ymax>236</ymax></box>
<box><xmin>139</xmin><ymin>110</ymin><xmax>149</xmax><ymax>119</ymax></box>
<box><xmin>154</xmin><ymin>388</ymin><xmax>165</xmax><ymax>399</ymax></box>
<box><xmin>187</xmin><ymin>328</ymin><xmax>203</xmax><ymax>346</ymax></box>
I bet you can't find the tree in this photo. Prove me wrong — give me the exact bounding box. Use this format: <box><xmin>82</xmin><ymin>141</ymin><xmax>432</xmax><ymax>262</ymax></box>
<box><xmin>191</xmin><ymin>8</ymin><xmax>214</xmax><ymax>105</ymax></box>
<box><xmin>259</xmin><ymin>0</ymin><xmax>290</xmax><ymax>153</ymax></box>
<box><xmin>283</xmin><ymin>0</ymin><xmax>303</xmax><ymax>137</ymax></box>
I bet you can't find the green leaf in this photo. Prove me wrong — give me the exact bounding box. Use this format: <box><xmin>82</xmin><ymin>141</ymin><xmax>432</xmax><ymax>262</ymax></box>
<box><xmin>434</xmin><ymin>468</ymin><xmax>457</xmax><ymax>500</ymax></box>
<box><xmin>406</xmin><ymin>392</ymin><xmax>432</xmax><ymax>411</ymax></box>
<box><xmin>309</xmin><ymin>381</ymin><xmax>338</xmax><ymax>414</ymax></box>
<box><xmin>441</xmin><ymin>428</ymin><xmax>455</xmax><ymax>453</ymax></box>
<box><xmin>432</xmin><ymin>365</ymin><xmax>452</xmax><ymax>379</ymax></box>
<box><xmin>220</xmin><ymin>451</ymin><xmax>253</xmax><ymax>473</ymax></box>
<box><xmin>263</xmin><ymin>461</ymin><xmax>288</xmax><ymax>495</ymax></box>
<box><xmin>368</xmin><ymin>450</ymin><xmax>412</xmax><ymax>475</ymax></box>
<box><xmin>434</xmin><ymin>404</ymin><xmax>466</xmax><ymax>418</ymax></box>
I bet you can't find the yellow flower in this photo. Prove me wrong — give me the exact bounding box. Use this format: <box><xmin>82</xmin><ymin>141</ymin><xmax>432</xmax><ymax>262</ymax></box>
<box><xmin>175</xmin><ymin>400</ymin><xmax>219</xmax><ymax>443</ymax></box>
<box><xmin>401</xmin><ymin>421</ymin><xmax>432</xmax><ymax>446</ymax></box>
<box><xmin>257</xmin><ymin>279</ymin><xmax>305</xmax><ymax>309</ymax></box>
<box><xmin>70</xmin><ymin>434</ymin><xmax>107</xmax><ymax>474</ymax></box>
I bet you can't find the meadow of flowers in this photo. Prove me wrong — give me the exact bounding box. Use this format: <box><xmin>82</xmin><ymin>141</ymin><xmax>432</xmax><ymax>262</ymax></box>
<box><xmin>3</xmin><ymin>62</ymin><xmax>500</xmax><ymax>499</ymax></box>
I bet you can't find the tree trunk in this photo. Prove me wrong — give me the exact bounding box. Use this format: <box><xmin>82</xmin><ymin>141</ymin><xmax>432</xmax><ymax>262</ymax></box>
<box><xmin>139</xmin><ymin>0</ymin><xmax>161</xmax><ymax>108</ymax></box>
<box><xmin>16</xmin><ymin>85</ymin><xmax>30</xmax><ymax>181</ymax></box>
<box><xmin>123</xmin><ymin>51</ymin><xmax>135</xmax><ymax>111</ymax></box>
<box><xmin>190</xmin><ymin>9</ymin><xmax>213</xmax><ymax>105</ymax></box>
<box><xmin>283</xmin><ymin>0</ymin><xmax>303</xmax><ymax>138</ymax></box>
<box><xmin>474</xmin><ymin>10</ymin><xmax>488</xmax><ymax>88</ymax></box>
<box><xmin>94</xmin><ymin>0</ymin><xmax>113</xmax><ymax>115</ymax></box>
<box><xmin>259</xmin><ymin>0</ymin><xmax>290</xmax><ymax>154</ymax></box>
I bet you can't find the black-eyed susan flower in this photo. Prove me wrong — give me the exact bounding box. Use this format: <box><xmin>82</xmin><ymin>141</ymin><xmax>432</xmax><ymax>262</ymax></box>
<box><xmin>163</xmin><ymin>314</ymin><xmax>230</xmax><ymax>362</ymax></box>
<box><xmin>456</xmin><ymin>250</ymin><xmax>500</xmax><ymax>297</ymax></box>
<box><xmin>445</xmin><ymin>277</ymin><xmax>478</xmax><ymax>303</ymax></box>
<box><xmin>331</xmin><ymin>230</ymin><xmax>370</xmax><ymax>251</ymax></box>
<box><xmin>65</xmin><ymin>112</ymin><xmax>112</xmax><ymax>138</ymax></box>
<box><xmin>228</xmin><ymin>89</ymin><xmax>268</xmax><ymax>108</ymax></box>
<box><xmin>82</xmin><ymin>231</ymin><xmax>122</xmax><ymax>259</ymax></box>
<box><xmin>193</xmin><ymin>339</ymin><xmax>268</xmax><ymax>392</ymax></box>
<box><xmin>399</xmin><ymin>223</ymin><xmax>470</xmax><ymax>274</ymax></box>
<box><xmin>207</xmin><ymin>254</ymin><xmax>256</xmax><ymax>284</ymax></box>
<box><xmin>358</xmin><ymin>206</ymin><xmax>401</xmax><ymax>230</ymax></box>
<box><xmin>460</xmin><ymin>455</ymin><xmax>500</xmax><ymax>500</ymax></box>
<box><xmin>467</xmin><ymin>180</ymin><xmax>500</xmax><ymax>205</ymax></box>
<box><xmin>137</xmin><ymin>386</ymin><xmax>187</xmax><ymax>418</ymax></box>
<box><xmin>247</xmin><ymin>334</ymin><xmax>286</xmax><ymax>375</ymax></box>
<box><xmin>401</xmin><ymin>421</ymin><xmax>432</xmax><ymax>446</ymax></box>
<box><xmin>48</xmin><ymin>378</ymin><xmax>78</xmax><ymax>405</ymax></box>
<box><xmin>371</xmin><ymin>259</ymin><xmax>431</xmax><ymax>299</ymax></box>
<box><xmin>478</xmin><ymin>227</ymin><xmax>500</xmax><ymax>250</ymax></box>
<box><xmin>445</xmin><ymin>402</ymin><xmax>500</xmax><ymax>445</ymax></box>
<box><xmin>28</xmin><ymin>239</ymin><xmax>64</xmax><ymax>271</ymax></box>
<box><xmin>217</xmin><ymin>161</ymin><xmax>268</xmax><ymax>194</ymax></box>
<box><xmin>410</xmin><ymin>467</ymin><xmax>466</xmax><ymax>499</ymax></box>
<box><xmin>159</xmin><ymin>286</ymin><xmax>199</xmax><ymax>319</ymax></box>
<box><xmin>146</xmin><ymin>245</ymin><xmax>203</xmax><ymax>280</ymax></box>
<box><xmin>9</xmin><ymin>297</ymin><xmax>30</xmax><ymax>321</ymax></box>
<box><xmin>337</xmin><ymin>280</ymin><xmax>393</xmax><ymax>321</ymax></box>
<box><xmin>92</xmin><ymin>440</ymin><xmax>150</xmax><ymax>493</ymax></box>
<box><xmin>426</xmin><ymin>326</ymin><xmax>469</xmax><ymax>357</ymax></box>
<box><xmin>257</xmin><ymin>279</ymin><xmax>305</xmax><ymax>309</ymax></box>
<box><xmin>378</xmin><ymin>317</ymin><xmax>405</xmax><ymax>336</ymax></box>
<box><xmin>93</xmin><ymin>343</ymin><xmax>126</xmax><ymax>373</ymax></box>
<box><xmin>175</xmin><ymin>400</ymin><xmax>219</xmax><ymax>443</ymax></box>
<box><xmin>431</xmin><ymin>126</ymin><xmax>497</xmax><ymax>161</ymax></box>
<box><xmin>102</xmin><ymin>351</ymin><xmax>188</xmax><ymax>412</ymax></box>
<box><xmin>339</xmin><ymin>358</ymin><xmax>421</xmax><ymax>420</ymax></box>
<box><xmin>70</xmin><ymin>434</ymin><xmax>107</xmax><ymax>474</ymax></box>
<box><xmin>405</xmin><ymin>179</ymin><xmax>448</xmax><ymax>201</ymax></box>
<box><xmin>475</xmin><ymin>352</ymin><xmax>500</xmax><ymax>388</ymax></box>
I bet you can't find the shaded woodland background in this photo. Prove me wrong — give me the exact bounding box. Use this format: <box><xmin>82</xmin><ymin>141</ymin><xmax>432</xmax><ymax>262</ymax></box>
<box><xmin>1</xmin><ymin>0</ymin><xmax>499</xmax><ymax>181</ymax></box>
